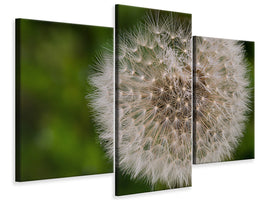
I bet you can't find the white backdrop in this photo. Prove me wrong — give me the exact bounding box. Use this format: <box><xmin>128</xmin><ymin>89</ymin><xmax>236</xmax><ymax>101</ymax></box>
<box><xmin>0</xmin><ymin>0</ymin><xmax>266</xmax><ymax>199</ymax></box>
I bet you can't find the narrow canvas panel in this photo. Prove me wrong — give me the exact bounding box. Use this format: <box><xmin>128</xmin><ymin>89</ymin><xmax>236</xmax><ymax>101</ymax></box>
<box><xmin>193</xmin><ymin>36</ymin><xmax>254</xmax><ymax>164</ymax></box>
<box><xmin>115</xmin><ymin>5</ymin><xmax>192</xmax><ymax>195</ymax></box>
<box><xmin>15</xmin><ymin>19</ymin><xmax>113</xmax><ymax>181</ymax></box>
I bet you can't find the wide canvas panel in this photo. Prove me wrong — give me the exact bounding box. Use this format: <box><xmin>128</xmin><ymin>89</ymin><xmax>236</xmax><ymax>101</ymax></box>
<box><xmin>15</xmin><ymin>19</ymin><xmax>113</xmax><ymax>181</ymax></box>
<box><xmin>193</xmin><ymin>36</ymin><xmax>254</xmax><ymax>164</ymax></box>
<box><xmin>115</xmin><ymin>5</ymin><xmax>192</xmax><ymax>195</ymax></box>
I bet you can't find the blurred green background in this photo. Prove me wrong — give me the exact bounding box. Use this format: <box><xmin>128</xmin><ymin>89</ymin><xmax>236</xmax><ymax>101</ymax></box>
<box><xmin>232</xmin><ymin>41</ymin><xmax>255</xmax><ymax>161</ymax></box>
<box><xmin>115</xmin><ymin>5</ymin><xmax>192</xmax><ymax>195</ymax></box>
<box><xmin>16</xmin><ymin>19</ymin><xmax>113</xmax><ymax>181</ymax></box>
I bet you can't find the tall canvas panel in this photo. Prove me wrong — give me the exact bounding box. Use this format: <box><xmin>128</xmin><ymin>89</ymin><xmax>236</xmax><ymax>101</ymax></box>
<box><xmin>193</xmin><ymin>36</ymin><xmax>254</xmax><ymax>164</ymax></box>
<box><xmin>115</xmin><ymin>5</ymin><xmax>192</xmax><ymax>195</ymax></box>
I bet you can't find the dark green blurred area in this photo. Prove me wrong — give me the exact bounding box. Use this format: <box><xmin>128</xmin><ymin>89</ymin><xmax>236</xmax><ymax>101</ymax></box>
<box><xmin>115</xmin><ymin>5</ymin><xmax>192</xmax><ymax>195</ymax></box>
<box><xmin>116</xmin><ymin>4</ymin><xmax>191</xmax><ymax>31</ymax></box>
<box><xmin>232</xmin><ymin>41</ymin><xmax>255</xmax><ymax>161</ymax></box>
<box><xmin>16</xmin><ymin>19</ymin><xmax>113</xmax><ymax>181</ymax></box>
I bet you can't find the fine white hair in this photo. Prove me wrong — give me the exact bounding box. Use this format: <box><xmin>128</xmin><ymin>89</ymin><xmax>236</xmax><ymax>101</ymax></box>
<box><xmin>194</xmin><ymin>36</ymin><xmax>250</xmax><ymax>164</ymax></box>
<box><xmin>118</xmin><ymin>11</ymin><xmax>192</xmax><ymax>188</ymax></box>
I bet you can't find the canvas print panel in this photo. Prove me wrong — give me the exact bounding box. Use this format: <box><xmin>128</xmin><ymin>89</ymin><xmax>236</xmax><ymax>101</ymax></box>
<box><xmin>15</xmin><ymin>19</ymin><xmax>113</xmax><ymax>181</ymax></box>
<box><xmin>115</xmin><ymin>5</ymin><xmax>192</xmax><ymax>195</ymax></box>
<box><xmin>193</xmin><ymin>36</ymin><xmax>254</xmax><ymax>164</ymax></box>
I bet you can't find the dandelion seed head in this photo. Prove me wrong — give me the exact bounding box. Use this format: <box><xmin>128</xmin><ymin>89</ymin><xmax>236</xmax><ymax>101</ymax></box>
<box><xmin>194</xmin><ymin>37</ymin><xmax>250</xmax><ymax>163</ymax></box>
<box><xmin>119</xmin><ymin>12</ymin><xmax>192</xmax><ymax>188</ymax></box>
